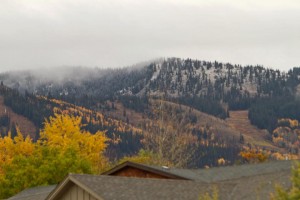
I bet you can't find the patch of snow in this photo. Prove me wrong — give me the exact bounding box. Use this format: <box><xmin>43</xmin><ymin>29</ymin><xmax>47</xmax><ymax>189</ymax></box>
<box><xmin>151</xmin><ymin>64</ymin><xmax>162</xmax><ymax>81</ymax></box>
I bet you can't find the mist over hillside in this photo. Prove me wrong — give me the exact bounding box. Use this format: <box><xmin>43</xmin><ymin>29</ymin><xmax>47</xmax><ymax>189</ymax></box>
<box><xmin>1</xmin><ymin>58</ymin><xmax>299</xmax><ymax>104</ymax></box>
<box><xmin>0</xmin><ymin>58</ymin><xmax>165</xmax><ymax>94</ymax></box>
<box><xmin>0</xmin><ymin>58</ymin><xmax>297</xmax><ymax>89</ymax></box>
<box><xmin>0</xmin><ymin>67</ymin><xmax>106</xmax><ymax>93</ymax></box>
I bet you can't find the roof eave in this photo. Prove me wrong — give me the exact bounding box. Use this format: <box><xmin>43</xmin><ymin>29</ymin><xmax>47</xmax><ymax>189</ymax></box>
<box><xmin>102</xmin><ymin>161</ymin><xmax>190</xmax><ymax>180</ymax></box>
<box><xmin>46</xmin><ymin>174</ymin><xmax>104</xmax><ymax>200</ymax></box>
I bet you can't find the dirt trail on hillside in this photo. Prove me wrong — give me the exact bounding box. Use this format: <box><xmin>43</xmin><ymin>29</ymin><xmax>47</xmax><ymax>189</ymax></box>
<box><xmin>0</xmin><ymin>96</ymin><xmax>37</xmax><ymax>138</ymax></box>
<box><xmin>226</xmin><ymin>110</ymin><xmax>279</xmax><ymax>150</ymax></box>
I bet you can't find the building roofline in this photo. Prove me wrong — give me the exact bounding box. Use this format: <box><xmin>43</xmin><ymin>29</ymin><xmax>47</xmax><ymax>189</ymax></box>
<box><xmin>101</xmin><ymin>161</ymin><xmax>189</xmax><ymax>180</ymax></box>
<box><xmin>46</xmin><ymin>174</ymin><xmax>104</xmax><ymax>200</ymax></box>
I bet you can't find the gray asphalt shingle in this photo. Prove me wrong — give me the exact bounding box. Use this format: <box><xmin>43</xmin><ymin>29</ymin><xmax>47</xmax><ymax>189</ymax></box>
<box><xmin>7</xmin><ymin>185</ymin><xmax>56</xmax><ymax>200</ymax></box>
<box><xmin>156</xmin><ymin>160</ymin><xmax>294</xmax><ymax>182</ymax></box>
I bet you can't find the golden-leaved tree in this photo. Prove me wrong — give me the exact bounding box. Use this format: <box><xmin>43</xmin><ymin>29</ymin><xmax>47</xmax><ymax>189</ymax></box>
<box><xmin>0</xmin><ymin>128</ymin><xmax>34</xmax><ymax>174</ymax></box>
<box><xmin>0</xmin><ymin>113</ymin><xmax>108</xmax><ymax>199</ymax></box>
<box><xmin>39</xmin><ymin>113</ymin><xmax>108</xmax><ymax>173</ymax></box>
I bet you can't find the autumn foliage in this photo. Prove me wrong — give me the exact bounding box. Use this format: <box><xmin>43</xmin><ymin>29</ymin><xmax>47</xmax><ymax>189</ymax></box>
<box><xmin>0</xmin><ymin>128</ymin><xmax>34</xmax><ymax>176</ymax></box>
<box><xmin>39</xmin><ymin>113</ymin><xmax>108</xmax><ymax>172</ymax></box>
<box><xmin>0</xmin><ymin>113</ymin><xmax>108</xmax><ymax>199</ymax></box>
<box><xmin>239</xmin><ymin>149</ymin><xmax>268</xmax><ymax>163</ymax></box>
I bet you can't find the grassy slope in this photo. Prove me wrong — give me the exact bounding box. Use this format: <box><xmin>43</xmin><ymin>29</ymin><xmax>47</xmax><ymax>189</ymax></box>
<box><xmin>107</xmin><ymin>100</ymin><xmax>290</xmax><ymax>155</ymax></box>
<box><xmin>226</xmin><ymin>110</ymin><xmax>281</xmax><ymax>151</ymax></box>
<box><xmin>106</xmin><ymin>99</ymin><xmax>242</xmax><ymax>142</ymax></box>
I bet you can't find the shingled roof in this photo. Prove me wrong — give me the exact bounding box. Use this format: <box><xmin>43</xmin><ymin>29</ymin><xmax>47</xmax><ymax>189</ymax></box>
<box><xmin>47</xmin><ymin>170</ymin><xmax>292</xmax><ymax>200</ymax></box>
<box><xmin>47</xmin><ymin>174</ymin><xmax>222</xmax><ymax>200</ymax></box>
<box><xmin>8</xmin><ymin>160</ymin><xmax>297</xmax><ymax>200</ymax></box>
<box><xmin>7</xmin><ymin>185</ymin><xmax>56</xmax><ymax>200</ymax></box>
<box><xmin>159</xmin><ymin>160</ymin><xmax>294</xmax><ymax>182</ymax></box>
<box><xmin>103</xmin><ymin>160</ymin><xmax>294</xmax><ymax>182</ymax></box>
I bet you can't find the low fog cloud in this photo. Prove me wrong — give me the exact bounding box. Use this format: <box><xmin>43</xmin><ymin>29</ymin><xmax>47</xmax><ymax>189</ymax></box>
<box><xmin>0</xmin><ymin>0</ymin><xmax>299</xmax><ymax>72</ymax></box>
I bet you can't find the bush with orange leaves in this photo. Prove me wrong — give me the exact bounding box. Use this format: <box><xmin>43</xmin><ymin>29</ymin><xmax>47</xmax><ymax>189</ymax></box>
<box><xmin>240</xmin><ymin>149</ymin><xmax>268</xmax><ymax>163</ymax></box>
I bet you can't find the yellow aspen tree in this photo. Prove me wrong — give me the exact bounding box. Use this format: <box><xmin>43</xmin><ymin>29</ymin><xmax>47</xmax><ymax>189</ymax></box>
<box><xmin>0</xmin><ymin>128</ymin><xmax>34</xmax><ymax>176</ymax></box>
<box><xmin>39</xmin><ymin>113</ymin><xmax>109</xmax><ymax>172</ymax></box>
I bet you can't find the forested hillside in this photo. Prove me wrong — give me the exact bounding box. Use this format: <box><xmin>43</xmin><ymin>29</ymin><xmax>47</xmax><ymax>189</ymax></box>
<box><xmin>1</xmin><ymin>58</ymin><xmax>299</xmax><ymax>121</ymax></box>
<box><xmin>1</xmin><ymin>57</ymin><xmax>300</xmax><ymax>167</ymax></box>
<box><xmin>0</xmin><ymin>85</ymin><xmax>142</xmax><ymax>159</ymax></box>
<box><xmin>0</xmin><ymin>84</ymin><xmax>244</xmax><ymax>167</ymax></box>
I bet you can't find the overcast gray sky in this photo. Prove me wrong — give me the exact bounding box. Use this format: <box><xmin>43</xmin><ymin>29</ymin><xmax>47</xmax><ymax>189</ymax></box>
<box><xmin>0</xmin><ymin>0</ymin><xmax>300</xmax><ymax>72</ymax></box>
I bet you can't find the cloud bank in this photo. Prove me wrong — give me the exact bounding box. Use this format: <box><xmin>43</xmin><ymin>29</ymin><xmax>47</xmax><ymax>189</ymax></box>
<box><xmin>0</xmin><ymin>0</ymin><xmax>299</xmax><ymax>71</ymax></box>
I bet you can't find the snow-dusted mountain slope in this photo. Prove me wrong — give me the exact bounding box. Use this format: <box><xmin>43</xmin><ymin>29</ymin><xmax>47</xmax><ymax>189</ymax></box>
<box><xmin>0</xmin><ymin>57</ymin><xmax>299</xmax><ymax>103</ymax></box>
